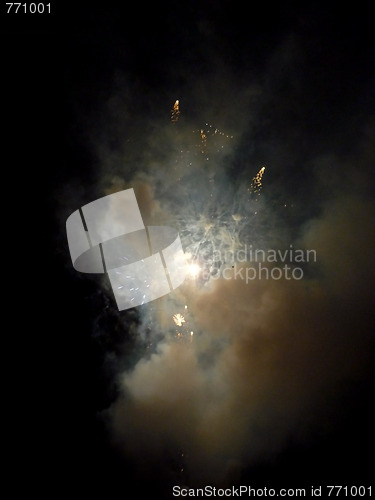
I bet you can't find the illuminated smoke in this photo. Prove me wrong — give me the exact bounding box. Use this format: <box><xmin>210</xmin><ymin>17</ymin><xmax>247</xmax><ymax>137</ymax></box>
<box><xmin>87</xmin><ymin>89</ymin><xmax>375</xmax><ymax>491</ymax></box>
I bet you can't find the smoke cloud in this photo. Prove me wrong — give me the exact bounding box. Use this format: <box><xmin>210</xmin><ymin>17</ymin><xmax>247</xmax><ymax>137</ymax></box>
<box><xmin>106</xmin><ymin>174</ymin><xmax>375</xmax><ymax>487</ymax></box>
<box><xmin>58</xmin><ymin>5</ymin><xmax>375</xmax><ymax>495</ymax></box>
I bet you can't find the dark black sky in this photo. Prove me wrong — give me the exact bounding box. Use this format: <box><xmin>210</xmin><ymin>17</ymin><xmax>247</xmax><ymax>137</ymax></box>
<box><xmin>3</xmin><ymin>2</ymin><xmax>375</xmax><ymax>498</ymax></box>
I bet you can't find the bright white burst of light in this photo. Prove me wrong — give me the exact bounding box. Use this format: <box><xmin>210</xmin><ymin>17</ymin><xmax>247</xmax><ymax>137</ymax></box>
<box><xmin>187</xmin><ymin>263</ymin><xmax>200</xmax><ymax>279</ymax></box>
<box><xmin>173</xmin><ymin>313</ymin><xmax>185</xmax><ymax>326</ymax></box>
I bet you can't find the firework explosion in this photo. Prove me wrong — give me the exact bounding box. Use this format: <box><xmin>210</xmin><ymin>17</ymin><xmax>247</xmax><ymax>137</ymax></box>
<box><xmin>51</xmin><ymin>5</ymin><xmax>375</xmax><ymax>496</ymax></box>
<box><xmin>80</xmin><ymin>89</ymin><xmax>375</xmax><ymax>492</ymax></box>
<box><xmin>119</xmin><ymin>102</ymin><xmax>268</xmax><ymax>293</ymax></box>
<box><xmin>161</xmin><ymin>103</ymin><xmax>270</xmax><ymax>346</ymax></box>
<box><xmin>98</xmin><ymin>101</ymin><xmax>280</xmax><ymax>348</ymax></box>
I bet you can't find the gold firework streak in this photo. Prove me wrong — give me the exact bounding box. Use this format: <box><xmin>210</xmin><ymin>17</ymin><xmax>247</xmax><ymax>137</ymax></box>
<box><xmin>249</xmin><ymin>166</ymin><xmax>266</xmax><ymax>196</ymax></box>
<box><xmin>171</xmin><ymin>100</ymin><xmax>180</xmax><ymax>124</ymax></box>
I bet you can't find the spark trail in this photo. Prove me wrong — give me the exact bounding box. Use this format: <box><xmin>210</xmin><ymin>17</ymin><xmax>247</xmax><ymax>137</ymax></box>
<box><xmin>171</xmin><ymin>100</ymin><xmax>180</xmax><ymax>124</ymax></box>
<box><xmin>249</xmin><ymin>166</ymin><xmax>266</xmax><ymax>198</ymax></box>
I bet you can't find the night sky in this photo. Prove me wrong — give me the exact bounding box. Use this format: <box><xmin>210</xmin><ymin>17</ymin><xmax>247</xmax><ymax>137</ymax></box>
<box><xmin>4</xmin><ymin>2</ymin><xmax>375</xmax><ymax>498</ymax></box>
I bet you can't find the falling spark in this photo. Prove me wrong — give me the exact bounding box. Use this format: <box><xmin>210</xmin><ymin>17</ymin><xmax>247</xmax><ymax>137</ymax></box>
<box><xmin>200</xmin><ymin>129</ymin><xmax>207</xmax><ymax>155</ymax></box>
<box><xmin>173</xmin><ymin>313</ymin><xmax>186</xmax><ymax>326</ymax></box>
<box><xmin>249</xmin><ymin>166</ymin><xmax>266</xmax><ymax>198</ymax></box>
<box><xmin>193</xmin><ymin>122</ymin><xmax>233</xmax><ymax>156</ymax></box>
<box><xmin>171</xmin><ymin>100</ymin><xmax>180</xmax><ymax>124</ymax></box>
